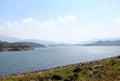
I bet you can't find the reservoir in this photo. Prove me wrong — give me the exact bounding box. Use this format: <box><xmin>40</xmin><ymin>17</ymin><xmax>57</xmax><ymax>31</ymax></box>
<box><xmin>0</xmin><ymin>46</ymin><xmax>120</xmax><ymax>76</ymax></box>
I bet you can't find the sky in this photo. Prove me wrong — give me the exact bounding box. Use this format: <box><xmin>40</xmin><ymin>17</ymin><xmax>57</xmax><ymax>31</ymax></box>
<box><xmin>0</xmin><ymin>0</ymin><xmax>120</xmax><ymax>43</ymax></box>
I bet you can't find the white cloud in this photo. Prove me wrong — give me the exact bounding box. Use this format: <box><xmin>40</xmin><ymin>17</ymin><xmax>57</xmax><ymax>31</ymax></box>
<box><xmin>112</xmin><ymin>16</ymin><xmax>120</xmax><ymax>27</ymax></box>
<box><xmin>34</xmin><ymin>15</ymin><xmax>77</xmax><ymax>28</ymax></box>
<box><xmin>3</xmin><ymin>22</ymin><xmax>19</xmax><ymax>28</ymax></box>
<box><xmin>57</xmin><ymin>15</ymin><xmax>77</xmax><ymax>24</ymax></box>
<box><xmin>0</xmin><ymin>15</ymin><xmax>78</xmax><ymax>42</ymax></box>
<box><xmin>116</xmin><ymin>16</ymin><xmax>120</xmax><ymax>23</ymax></box>
<box><xmin>22</xmin><ymin>18</ymin><xmax>34</xmax><ymax>23</ymax></box>
<box><xmin>1</xmin><ymin>14</ymin><xmax>119</xmax><ymax>43</ymax></box>
<box><xmin>21</xmin><ymin>15</ymin><xmax>77</xmax><ymax>27</ymax></box>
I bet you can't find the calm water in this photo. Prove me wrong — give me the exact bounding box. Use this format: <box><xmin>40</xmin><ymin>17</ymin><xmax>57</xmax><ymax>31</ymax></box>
<box><xmin>0</xmin><ymin>46</ymin><xmax>120</xmax><ymax>76</ymax></box>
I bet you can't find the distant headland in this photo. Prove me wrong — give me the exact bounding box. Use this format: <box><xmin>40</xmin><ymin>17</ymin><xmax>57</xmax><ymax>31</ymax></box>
<box><xmin>0</xmin><ymin>41</ymin><xmax>45</xmax><ymax>51</ymax></box>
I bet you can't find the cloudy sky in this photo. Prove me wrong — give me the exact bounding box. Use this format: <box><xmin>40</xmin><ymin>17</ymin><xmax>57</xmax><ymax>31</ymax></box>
<box><xmin>0</xmin><ymin>0</ymin><xmax>120</xmax><ymax>43</ymax></box>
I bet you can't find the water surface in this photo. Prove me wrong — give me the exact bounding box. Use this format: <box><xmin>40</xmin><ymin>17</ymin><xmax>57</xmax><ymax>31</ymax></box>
<box><xmin>0</xmin><ymin>46</ymin><xmax>120</xmax><ymax>76</ymax></box>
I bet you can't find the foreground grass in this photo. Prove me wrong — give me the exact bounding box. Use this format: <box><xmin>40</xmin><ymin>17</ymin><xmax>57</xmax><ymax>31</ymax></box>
<box><xmin>0</xmin><ymin>56</ymin><xmax>120</xmax><ymax>81</ymax></box>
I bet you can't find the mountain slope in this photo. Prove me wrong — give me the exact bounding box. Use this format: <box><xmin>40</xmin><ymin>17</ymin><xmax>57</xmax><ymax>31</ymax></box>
<box><xmin>0</xmin><ymin>35</ymin><xmax>21</xmax><ymax>42</ymax></box>
<box><xmin>22</xmin><ymin>39</ymin><xmax>64</xmax><ymax>46</ymax></box>
<box><xmin>82</xmin><ymin>40</ymin><xmax>120</xmax><ymax>46</ymax></box>
<box><xmin>0</xmin><ymin>35</ymin><xmax>54</xmax><ymax>46</ymax></box>
<box><xmin>15</xmin><ymin>42</ymin><xmax>45</xmax><ymax>47</ymax></box>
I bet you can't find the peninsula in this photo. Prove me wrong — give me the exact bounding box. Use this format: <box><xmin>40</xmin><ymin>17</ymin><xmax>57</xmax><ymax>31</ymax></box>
<box><xmin>0</xmin><ymin>41</ymin><xmax>34</xmax><ymax>51</ymax></box>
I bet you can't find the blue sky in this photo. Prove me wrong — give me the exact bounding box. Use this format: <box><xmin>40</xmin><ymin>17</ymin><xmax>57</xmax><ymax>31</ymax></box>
<box><xmin>0</xmin><ymin>0</ymin><xmax>120</xmax><ymax>43</ymax></box>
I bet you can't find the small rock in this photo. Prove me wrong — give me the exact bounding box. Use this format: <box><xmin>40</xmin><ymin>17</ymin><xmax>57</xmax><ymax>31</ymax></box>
<box><xmin>92</xmin><ymin>64</ymin><xmax>103</xmax><ymax>69</ymax></box>
<box><xmin>69</xmin><ymin>74</ymin><xmax>78</xmax><ymax>81</ymax></box>
<box><xmin>116</xmin><ymin>56</ymin><xmax>120</xmax><ymax>58</ymax></box>
<box><xmin>30</xmin><ymin>80</ymin><xmax>36</xmax><ymax>81</ymax></box>
<box><xmin>52</xmin><ymin>74</ymin><xmax>62</xmax><ymax>80</ymax></box>
<box><xmin>88</xmin><ymin>74</ymin><xmax>93</xmax><ymax>78</ymax></box>
<box><xmin>64</xmin><ymin>79</ymin><xmax>70</xmax><ymax>81</ymax></box>
<box><xmin>117</xmin><ymin>67</ymin><xmax>120</xmax><ymax>71</ymax></box>
<box><xmin>100</xmin><ymin>73</ymin><xmax>107</xmax><ymax>78</ymax></box>
<box><xmin>73</xmin><ymin>68</ymin><xmax>81</xmax><ymax>72</ymax></box>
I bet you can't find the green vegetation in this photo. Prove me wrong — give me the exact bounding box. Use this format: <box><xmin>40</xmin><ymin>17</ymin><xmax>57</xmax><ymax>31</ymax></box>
<box><xmin>0</xmin><ymin>56</ymin><xmax>120</xmax><ymax>81</ymax></box>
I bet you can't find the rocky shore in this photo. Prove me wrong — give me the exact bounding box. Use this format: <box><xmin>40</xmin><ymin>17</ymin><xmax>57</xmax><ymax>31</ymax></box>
<box><xmin>0</xmin><ymin>55</ymin><xmax>120</xmax><ymax>81</ymax></box>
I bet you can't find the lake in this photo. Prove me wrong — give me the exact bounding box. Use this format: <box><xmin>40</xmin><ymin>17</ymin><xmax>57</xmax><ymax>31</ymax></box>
<box><xmin>0</xmin><ymin>46</ymin><xmax>120</xmax><ymax>76</ymax></box>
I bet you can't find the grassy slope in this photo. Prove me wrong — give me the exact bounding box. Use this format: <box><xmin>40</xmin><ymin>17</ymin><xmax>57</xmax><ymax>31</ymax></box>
<box><xmin>0</xmin><ymin>56</ymin><xmax>120</xmax><ymax>81</ymax></box>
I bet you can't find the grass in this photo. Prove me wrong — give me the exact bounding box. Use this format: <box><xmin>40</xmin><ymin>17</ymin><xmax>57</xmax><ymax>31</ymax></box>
<box><xmin>0</xmin><ymin>56</ymin><xmax>120</xmax><ymax>81</ymax></box>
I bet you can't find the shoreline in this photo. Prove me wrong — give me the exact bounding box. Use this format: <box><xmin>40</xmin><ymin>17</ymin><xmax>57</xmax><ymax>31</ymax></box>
<box><xmin>1</xmin><ymin>55</ymin><xmax>120</xmax><ymax>79</ymax></box>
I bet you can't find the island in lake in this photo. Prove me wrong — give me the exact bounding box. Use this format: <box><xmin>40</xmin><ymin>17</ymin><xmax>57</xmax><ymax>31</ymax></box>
<box><xmin>0</xmin><ymin>41</ymin><xmax>45</xmax><ymax>51</ymax></box>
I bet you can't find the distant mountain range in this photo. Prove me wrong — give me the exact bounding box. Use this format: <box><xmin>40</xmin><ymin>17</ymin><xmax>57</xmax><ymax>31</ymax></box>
<box><xmin>75</xmin><ymin>37</ymin><xmax>120</xmax><ymax>45</ymax></box>
<box><xmin>22</xmin><ymin>39</ymin><xmax>71</xmax><ymax>46</ymax></box>
<box><xmin>81</xmin><ymin>40</ymin><xmax>120</xmax><ymax>46</ymax></box>
<box><xmin>15</xmin><ymin>42</ymin><xmax>45</xmax><ymax>47</ymax></box>
<box><xmin>75</xmin><ymin>38</ymin><xmax>120</xmax><ymax>46</ymax></box>
<box><xmin>0</xmin><ymin>35</ymin><xmax>21</xmax><ymax>42</ymax></box>
<box><xmin>21</xmin><ymin>39</ymin><xmax>61</xmax><ymax>46</ymax></box>
<box><xmin>0</xmin><ymin>34</ymin><xmax>120</xmax><ymax>46</ymax></box>
<box><xmin>0</xmin><ymin>35</ymin><xmax>60</xmax><ymax>46</ymax></box>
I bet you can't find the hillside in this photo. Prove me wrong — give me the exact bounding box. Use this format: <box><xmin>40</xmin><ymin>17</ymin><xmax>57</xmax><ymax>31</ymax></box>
<box><xmin>21</xmin><ymin>39</ymin><xmax>66</xmax><ymax>46</ymax></box>
<box><xmin>0</xmin><ymin>34</ymin><xmax>60</xmax><ymax>46</ymax></box>
<box><xmin>82</xmin><ymin>40</ymin><xmax>120</xmax><ymax>46</ymax></box>
<box><xmin>0</xmin><ymin>56</ymin><xmax>120</xmax><ymax>81</ymax></box>
<box><xmin>15</xmin><ymin>42</ymin><xmax>45</xmax><ymax>48</ymax></box>
<box><xmin>0</xmin><ymin>41</ymin><xmax>34</xmax><ymax>51</ymax></box>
